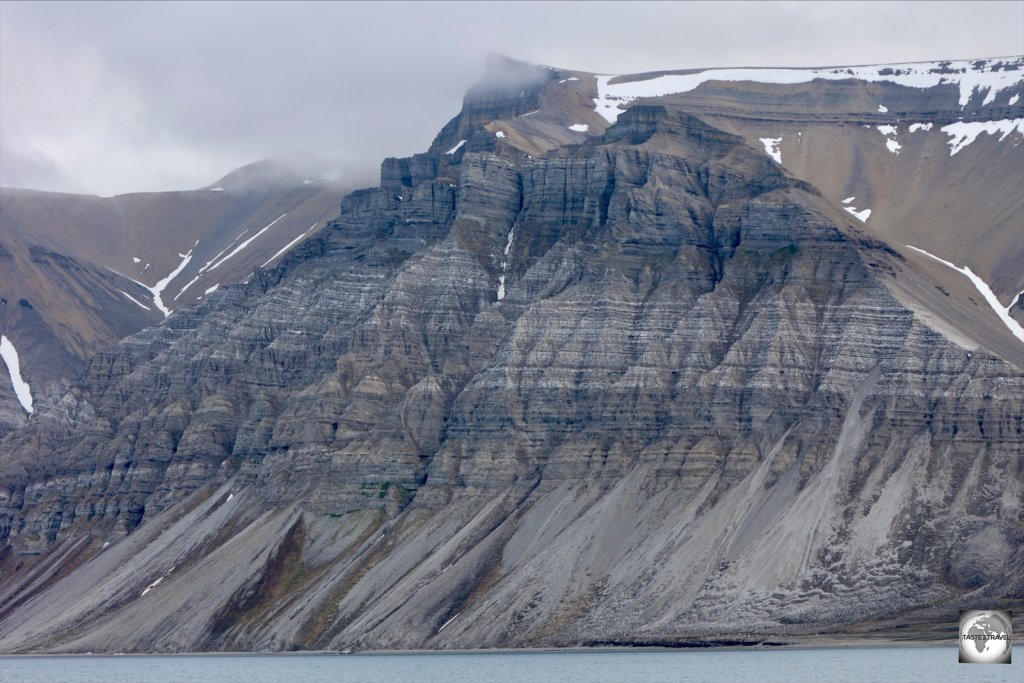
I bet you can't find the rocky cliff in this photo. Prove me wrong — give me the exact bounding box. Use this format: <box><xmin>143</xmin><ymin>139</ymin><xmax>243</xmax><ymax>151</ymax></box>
<box><xmin>0</xmin><ymin>56</ymin><xmax>1021</xmax><ymax>653</ymax></box>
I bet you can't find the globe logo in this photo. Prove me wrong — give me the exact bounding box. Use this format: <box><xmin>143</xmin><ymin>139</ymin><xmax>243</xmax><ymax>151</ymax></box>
<box><xmin>959</xmin><ymin>610</ymin><xmax>1012</xmax><ymax>664</ymax></box>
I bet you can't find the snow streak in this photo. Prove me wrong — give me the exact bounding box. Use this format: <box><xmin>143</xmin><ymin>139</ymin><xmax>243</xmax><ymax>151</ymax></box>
<box><xmin>0</xmin><ymin>335</ymin><xmax>33</xmax><ymax>413</ymax></box>
<box><xmin>497</xmin><ymin>227</ymin><xmax>516</xmax><ymax>301</ymax></box>
<box><xmin>907</xmin><ymin>245</ymin><xmax>1024</xmax><ymax>343</ymax></box>
<box><xmin>261</xmin><ymin>222</ymin><xmax>319</xmax><ymax>268</ymax></box>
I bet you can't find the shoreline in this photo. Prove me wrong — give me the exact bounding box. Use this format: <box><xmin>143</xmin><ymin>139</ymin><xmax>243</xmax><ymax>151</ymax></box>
<box><xmin>2</xmin><ymin>637</ymin><xmax>970</xmax><ymax>657</ymax></box>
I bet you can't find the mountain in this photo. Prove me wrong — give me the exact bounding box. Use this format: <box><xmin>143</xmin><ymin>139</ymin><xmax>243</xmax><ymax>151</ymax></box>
<box><xmin>0</xmin><ymin>160</ymin><xmax>357</xmax><ymax>434</ymax></box>
<box><xmin>0</xmin><ymin>55</ymin><xmax>1021</xmax><ymax>653</ymax></box>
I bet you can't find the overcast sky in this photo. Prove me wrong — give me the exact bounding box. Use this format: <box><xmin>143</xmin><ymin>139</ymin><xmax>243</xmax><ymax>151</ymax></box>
<box><xmin>2</xmin><ymin>1</ymin><xmax>1022</xmax><ymax>196</ymax></box>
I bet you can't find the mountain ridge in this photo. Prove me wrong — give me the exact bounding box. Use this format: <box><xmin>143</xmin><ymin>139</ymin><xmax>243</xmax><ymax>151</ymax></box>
<box><xmin>0</xmin><ymin>55</ymin><xmax>1021</xmax><ymax>653</ymax></box>
<box><xmin>0</xmin><ymin>160</ymin><xmax>358</xmax><ymax>433</ymax></box>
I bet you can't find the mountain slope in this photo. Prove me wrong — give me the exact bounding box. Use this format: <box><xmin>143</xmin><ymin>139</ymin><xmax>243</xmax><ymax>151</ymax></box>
<box><xmin>0</xmin><ymin>56</ymin><xmax>1021</xmax><ymax>653</ymax></box>
<box><xmin>487</xmin><ymin>57</ymin><xmax>1024</xmax><ymax>348</ymax></box>
<box><xmin>0</xmin><ymin>161</ymin><xmax>355</xmax><ymax>432</ymax></box>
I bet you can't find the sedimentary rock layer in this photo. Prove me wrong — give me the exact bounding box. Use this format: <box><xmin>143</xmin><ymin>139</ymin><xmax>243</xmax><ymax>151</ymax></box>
<box><xmin>0</xmin><ymin>58</ymin><xmax>1021</xmax><ymax>653</ymax></box>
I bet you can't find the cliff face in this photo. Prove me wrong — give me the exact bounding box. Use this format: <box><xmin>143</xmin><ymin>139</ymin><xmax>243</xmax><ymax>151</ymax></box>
<box><xmin>0</xmin><ymin>58</ymin><xmax>1021</xmax><ymax>653</ymax></box>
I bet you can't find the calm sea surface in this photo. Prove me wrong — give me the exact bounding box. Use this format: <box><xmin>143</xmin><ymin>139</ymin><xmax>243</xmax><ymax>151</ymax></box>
<box><xmin>2</xmin><ymin>646</ymin><xmax>1022</xmax><ymax>682</ymax></box>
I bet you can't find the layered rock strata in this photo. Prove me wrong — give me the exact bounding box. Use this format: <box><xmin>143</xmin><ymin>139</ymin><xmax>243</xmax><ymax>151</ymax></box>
<box><xmin>0</xmin><ymin>58</ymin><xmax>1021</xmax><ymax>653</ymax></box>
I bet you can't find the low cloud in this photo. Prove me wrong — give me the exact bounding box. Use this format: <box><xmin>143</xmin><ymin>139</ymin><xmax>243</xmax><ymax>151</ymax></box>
<box><xmin>2</xmin><ymin>1</ymin><xmax>1021</xmax><ymax>195</ymax></box>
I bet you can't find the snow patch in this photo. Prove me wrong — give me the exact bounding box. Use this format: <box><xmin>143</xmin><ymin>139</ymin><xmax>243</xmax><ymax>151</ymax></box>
<box><xmin>842</xmin><ymin>196</ymin><xmax>856</xmax><ymax>204</ymax></box>
<box><xmin>592</xmin><ymin>58</ymin><xmax>1024</xmax><ymax>122</ymax></box>
<box><xmin>1010</xmin><ymin>93</ymin><xmax>1020</xmax><ymax>105</ymax></box>
<box><xmin>908</xmin><ymin>122</ymin><xmax>933</xmax><ymax>132</ymax></box>
<box><xmin>204</xmin><ymin>284</ymin><xmax>220</xmax><ymax>295</ymax></box>
<box><xmin>494</xmin><ymin>131</ymin><xmax>506</xmax><ymax>139</ymax></box>
<box><xmin>568</xmin><ymin>123</ymin><xmax>589</xmax><ymax>132</ymax></box>
<box><xmin>593</xmin><ymin>75</ymin><xmax>624</xmax><ymax>122</ymax></box>
<box><xmin>445</xmin><ymin>140</ymin><xmax>466</xmax><ymax>155</ymax></box>
<box><xmin>876</xmin><ymin>125</ymin><xmax>901</xmax><ymax>154</ymax></box>
<box><xmin>497</xmin><ymin>227</ymin><xmax>516</xmax><ymax>301</ymax></box>
<box><xmin>112</xmin><ymin>249</ymin><xmax>191</xmax><ymax>315</ymax></box>
<box><xmin>132</xmin><ymin>257</ymin><xmax>141</xmax><ymax>264</ymax></box>
<box><xmin>261</xmin><ymin>222</ymin><xmax>318</xmax><ymax>268</ymax></box>
<box><xmin>148</xmin><ymin>250</ymin><xmax>194</xmax><ymax>316</ymax></box>
<box><xmin>940</xmin><ymin>118</ymin><xmax>1024</xmax><ymax>156</ymax></box>
<box><xmin>0</xmin><ymin>335</ymin><xmax>33</xmax><ymax>413</ymax></box>
<box><xmin>877</xmin><ymin>104</ymin><xmax>888</xmax><ymax>113</ymax></box>
<box><xmin>759</xmin><ymin>136</ymin><xmax>782</xmax><ymax>163</ymax></box>
<box><xmin>117</xmin><ymin>249</ymin><xmax>194</xmax><ymax>317</ymax></box>
<box><xmin>102</xmin><ymin>541</ymin><xmax>110</xmax><ymax>549</ymax></box>
<box><xmin>906</xmin><ymin>245</ymin><xmax>1024</xmax><ymax>343</ymax></box>
<box><xmin>559</xmin><ymin>77</ymin><xmax>579</xmax><ymax>84</ymax></box>
<box><xmin>208</xmin><ymin>187</ymin><xmax>224</xmax><ymax>192</ymax></box>
<box><xmin>128</xmin><ymin>215</ymin><xmax>286</xmax><ymax>311</ymax></box>
<box><xmin>844</xmin><ymin>206</ymin><xmax>872</xmax><ymax>222</ymax></box>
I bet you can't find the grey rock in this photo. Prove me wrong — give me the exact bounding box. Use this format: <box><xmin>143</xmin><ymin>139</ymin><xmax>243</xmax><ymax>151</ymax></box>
<box><xmin>0</xmin><ymin>58</ymin><xmax>1021</xmax><ymax>653</ymax></box>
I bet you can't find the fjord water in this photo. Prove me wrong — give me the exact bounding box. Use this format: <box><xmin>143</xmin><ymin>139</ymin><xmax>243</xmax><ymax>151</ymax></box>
<box><xmin>3</xmin><ymin>647</ymin><xmax>1023</xmax><ymax>683</ymax></box>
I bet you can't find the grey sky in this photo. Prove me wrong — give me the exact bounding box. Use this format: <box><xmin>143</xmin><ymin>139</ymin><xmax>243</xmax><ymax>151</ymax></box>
<box><xmin>2</xmin><ymin>1</ymin><xmax>1022</xmax><ymax>196</ymax></box>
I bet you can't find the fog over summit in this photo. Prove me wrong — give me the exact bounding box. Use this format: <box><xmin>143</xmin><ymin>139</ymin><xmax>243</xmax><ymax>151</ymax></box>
<box><xmin>2</xmin><ymin>1</ymin><xmax>1021</xmax><ymax>196</ymax></box>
